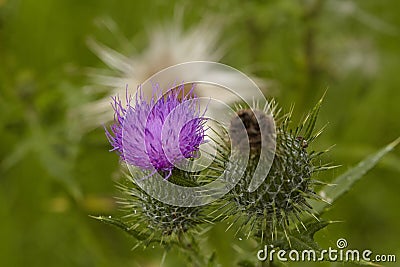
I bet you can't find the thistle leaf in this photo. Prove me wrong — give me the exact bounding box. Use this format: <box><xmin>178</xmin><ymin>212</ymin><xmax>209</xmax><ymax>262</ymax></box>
<box><xmin>273</xmin><ymin>221</ymin><xmax>333</xmax><ymax>251</ymax></box>
<box><xmin>311</xmin><ymin>137</ymin><xmax>400</xmax><ymax>215</ymax></box>
<box><xmin>90</xmin><ymin>215</ymin><xmax>154</xmax><ymax>242</ymax></box>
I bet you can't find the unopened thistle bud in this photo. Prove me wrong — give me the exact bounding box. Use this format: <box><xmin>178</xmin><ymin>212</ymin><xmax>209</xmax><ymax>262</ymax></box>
<box><xmin>225</xmin><ymin>100</ymin><xmax>325</xmax><ymax>241</ymax></box>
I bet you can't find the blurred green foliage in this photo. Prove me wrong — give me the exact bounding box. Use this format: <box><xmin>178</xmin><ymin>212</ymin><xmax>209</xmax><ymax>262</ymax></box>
<box><xmin>0</xmin><ymin>0</ymin><xmax>399</xmax><ymax>266</ymax></box>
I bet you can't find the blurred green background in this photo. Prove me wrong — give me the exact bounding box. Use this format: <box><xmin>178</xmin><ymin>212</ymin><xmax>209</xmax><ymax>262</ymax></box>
<box><xmin>1</xmin><ymin>0</ymin><xmax>399</xmax><ymax>266</ymax></box>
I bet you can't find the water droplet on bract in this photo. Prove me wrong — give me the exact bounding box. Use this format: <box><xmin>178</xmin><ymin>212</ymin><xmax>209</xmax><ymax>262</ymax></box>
<box><xmin>152</xmin><ymin>245</ymin><xmax>155</xmax><ymax>249</ymax></box>
<box><xmin>238</xmin><ymin>237</ymin><xmax>242</xmax><ymax>241</ymax></box>
<box><xmin>108</xmin><ymin>216</ymin><xmax>111</xmax><ymax>218</ymax></box>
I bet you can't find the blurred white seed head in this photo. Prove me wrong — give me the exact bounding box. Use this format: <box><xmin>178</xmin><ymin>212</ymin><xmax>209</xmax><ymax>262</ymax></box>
<box><xmin>77</xmin><ymin>15</ymin><xmax>267</xmax><ymax>132</ymax></box>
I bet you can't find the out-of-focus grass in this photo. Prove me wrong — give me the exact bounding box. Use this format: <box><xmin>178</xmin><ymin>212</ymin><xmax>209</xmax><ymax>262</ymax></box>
<box><xmin>0</xmin><ymin>0</ymin><xmax>399</xmax><ymax>266</ymax></box>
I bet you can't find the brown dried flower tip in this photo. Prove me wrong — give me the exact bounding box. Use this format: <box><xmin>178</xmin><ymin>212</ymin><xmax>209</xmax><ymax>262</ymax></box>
<box><xmin>229</xmin><ymin>109</ymin><xmax>274</xmax><ymax>152</ymax></box>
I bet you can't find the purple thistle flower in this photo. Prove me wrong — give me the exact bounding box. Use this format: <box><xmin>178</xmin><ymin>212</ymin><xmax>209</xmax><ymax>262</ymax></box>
<box><xmin>106</xmin><ymin>84</ymin><xmax>206</xmax><ymax>178</ymax></box>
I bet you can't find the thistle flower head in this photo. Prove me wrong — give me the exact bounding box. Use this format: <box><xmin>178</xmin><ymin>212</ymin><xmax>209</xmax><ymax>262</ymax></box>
<box><xmin>106</xmin><ymin>84</ymin><xmax>206</xmax><ymax>177</ymax></box>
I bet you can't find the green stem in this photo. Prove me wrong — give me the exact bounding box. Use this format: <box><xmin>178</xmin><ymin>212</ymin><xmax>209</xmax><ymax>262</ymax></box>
<box><xmin>300</xmin><ymin>0</ymin><xmax>324</xmax><ymax>108</ymax></box>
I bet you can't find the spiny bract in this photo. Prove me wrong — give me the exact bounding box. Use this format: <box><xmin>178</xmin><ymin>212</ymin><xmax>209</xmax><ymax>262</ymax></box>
<box><xmin>117</xmin><ymin>169</ymin><xmax>206</xmax><ymax>245</ymax></box>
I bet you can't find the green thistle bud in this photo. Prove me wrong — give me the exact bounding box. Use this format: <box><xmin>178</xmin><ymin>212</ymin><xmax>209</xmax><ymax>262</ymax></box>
<box><xmin>223</xmin><ymin>98</ymin><xmax>326</xmax><ymax>241</ymax></box>
<box><xmin>114</xmin><ymin>167</ymin><xmax>209</xmax><ymax>247</ymax></box>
